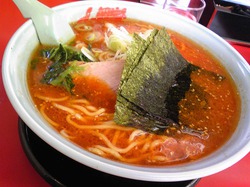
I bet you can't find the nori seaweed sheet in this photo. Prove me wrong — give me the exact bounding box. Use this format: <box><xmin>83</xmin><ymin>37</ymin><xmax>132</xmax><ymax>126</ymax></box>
<box><xmin>114</xmin><ymin>28</ymin><xmax>223</xmax><ymax>135</ymax></box>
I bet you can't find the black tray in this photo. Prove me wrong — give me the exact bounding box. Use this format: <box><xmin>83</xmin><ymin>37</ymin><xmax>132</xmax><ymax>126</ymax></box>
<box><xmin>18</xmin><ymin>117</ymin><xmax>200</xmax><ymax>187</ymax></box>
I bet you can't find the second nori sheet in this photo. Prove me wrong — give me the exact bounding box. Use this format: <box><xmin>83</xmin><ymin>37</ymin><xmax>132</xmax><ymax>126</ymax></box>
<box><xmin>114</xmin><ymin>28</ymin><xmax>199</xmax><ymax>134</ymax></box>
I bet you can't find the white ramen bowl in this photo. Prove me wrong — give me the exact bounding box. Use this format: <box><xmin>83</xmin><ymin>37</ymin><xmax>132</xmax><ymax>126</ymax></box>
<box><xmin>2</xmin><ymin>1</ymin><xmax>250</xmax><ymax>182</ymax></box>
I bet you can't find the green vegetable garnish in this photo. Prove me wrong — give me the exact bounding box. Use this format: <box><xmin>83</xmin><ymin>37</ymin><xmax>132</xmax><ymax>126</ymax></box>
<box><xmin>107</xmin><ymin>35</ymin><xmax>128</xmax><ymax>53</ymax></box>
<box><xmin>50</xmin><ymin>61</ymin><xmax>84</xmax><ymax>93</ymax></box>
<box><xmin>30</xmin><ymin>58</ymin><xmax>39</xmax><ymax>70</ymax></box>
<box><xmin>104</xmin><ymin>23</ymin><xmax>132</xmax><ymax>53</ymax></box>
<box><xmin>40</xmin><ymin>44</ymin><xmax>91</xmax><ymax>93</ymax></box>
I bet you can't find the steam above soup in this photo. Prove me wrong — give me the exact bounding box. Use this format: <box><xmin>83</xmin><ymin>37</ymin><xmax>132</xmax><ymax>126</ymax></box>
<box><xmin>27</xmin><ymin>15</ymin><xmax>240</xmax><ymax>166</ymax></box>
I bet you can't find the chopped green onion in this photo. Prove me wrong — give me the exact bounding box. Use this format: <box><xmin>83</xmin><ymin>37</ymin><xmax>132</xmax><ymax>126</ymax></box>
<box><xmin>85</xmin><ymin>33</ymin><xmax>96</xmax><ymax>42</ymax></box>
<box><xmin>85</xmin><ymin>31</ymin><xmax>103</xmax><ymax>43</ymax></box>
<box><xmin>81</xmin><ymin>46</ymin><xmax>97</xmax><ymax>62</ymax></box>
<box><xmin>106</xmin><ymin>35</ymin><xmax>127</xmax><ymax>53</ymax></box>
<box><xmin>104</xmin><ymin>23</ymin><xmax>132</xmax><ymax>53</ymax></box>
<box><xmin>74</xmin><ymin>23</ymin><xmax>92</xmax><ymax>32</ymax></box>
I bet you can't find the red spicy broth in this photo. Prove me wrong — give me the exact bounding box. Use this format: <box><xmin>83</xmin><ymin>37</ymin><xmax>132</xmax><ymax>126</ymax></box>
<box><xmin>27</xmin><ymin>17</ymin><xmax>241</xmax><ymax>166</ymax></box>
